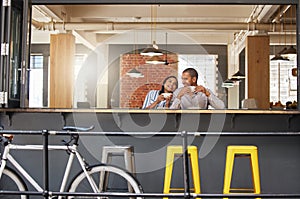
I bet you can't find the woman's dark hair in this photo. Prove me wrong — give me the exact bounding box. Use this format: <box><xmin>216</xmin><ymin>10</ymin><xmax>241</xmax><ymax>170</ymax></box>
<box><xmin>159</xmin><ymin>76</ymin><xmax>178</xmax><ymax>94</ymax></box>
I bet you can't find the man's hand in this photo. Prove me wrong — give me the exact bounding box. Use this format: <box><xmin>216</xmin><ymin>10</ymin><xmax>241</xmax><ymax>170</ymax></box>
<box><xmin>177</xmin><ymin>87</ymin><xmax>193</xmax><ymax>99</ymax></box>
<box><xmin>195</xmin><ymin>85</ymin><xmax>210</xmax><ymax>97</ymax></box>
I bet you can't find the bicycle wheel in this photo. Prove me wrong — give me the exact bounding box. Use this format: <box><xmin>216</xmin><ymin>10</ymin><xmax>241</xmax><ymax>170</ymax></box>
<box><xmin>0</xmin><ymin>168</ymin><xmax>28</xmax><ymax>199</ymax></box>
<box><xmin>68</xmin><ymin>164</ymin><xmax>143</xmax><ymax>199</ymax></box>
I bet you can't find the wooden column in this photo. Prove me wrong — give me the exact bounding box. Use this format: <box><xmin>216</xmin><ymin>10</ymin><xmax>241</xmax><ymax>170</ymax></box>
<box><xmin>49</xmin><ymin>33</ymin><xmax>75</xmax><ymax>108</ymax></box>
<box><xmin>246</xmin><ymin>35</ymin><xmax>270</xmax><ymax>109</ymax></box>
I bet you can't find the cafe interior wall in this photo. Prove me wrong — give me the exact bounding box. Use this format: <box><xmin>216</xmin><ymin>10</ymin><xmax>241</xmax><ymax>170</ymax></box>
<box><xmin>31</xmin><ymin>41</ymin><xmax>294</xmax><ymax>109</ymax></box>
<box><xmin>30</xmin><ymin>42</ymin><xmax>227</xmax><ymax>109</ymax></box>
<box><xmin>108</xmin><ymin>44</ymin><xmax>228</xmax><ymax>109</ymax></box>
<box><xmin>120</xmin><ymin>52</ymin><xmax>178</xmax><ymax>108</ymax></box>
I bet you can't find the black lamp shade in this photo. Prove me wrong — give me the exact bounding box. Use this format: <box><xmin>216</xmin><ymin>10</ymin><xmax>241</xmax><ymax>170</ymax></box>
<box><xmin>222</xmin><ymin>79</ymin><xmax>235</xmax><ymax>88</ymax></box>
<box><xmin>281</xmin><ymin>46</ymin><xmax>297</xmax><ymax>56</ymax></box>
<box><xmin>271</xmin><ymin>54</ymin><xmax>290</xmax><ymax>62</ymax></box>
<box><xmin>145</xmin><ymin>56</ymin><xmax>165</xmax><ymax>64</ymax></box>
<box><xmin>140</xmin><ymin>46</ymin><xmax>163</xmax><ymax>56</ymax></box>
<box><xmin>126</xmin><ymin>68</ymin><xmax>144</xmax><ymax>78</ymax></box>
<box><xmin>278</xmin><ymin>47</ymin><xmax>288</xmax><ymax>55</ymax></box>
<box><xmin>232</xmin><ymin>71</ymin><xmax>245</xmax><ymax>79</ymax></box>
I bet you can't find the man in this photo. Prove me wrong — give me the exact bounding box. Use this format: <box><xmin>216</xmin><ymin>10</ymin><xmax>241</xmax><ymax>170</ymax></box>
<box><xmin>169</xmin><ymin>68</ymin><xmax>225</xmax><ymax>109</ymax></box>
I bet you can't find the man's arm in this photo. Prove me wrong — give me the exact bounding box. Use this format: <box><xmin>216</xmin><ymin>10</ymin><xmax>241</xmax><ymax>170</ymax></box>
<box><xmin>169</xmin><ymin>89</ymin><xmax>181</xmax><ymax>109</ymax></box>
<box><xmin>206</xmin><ymin>89</ymin><xmax>225</xmax><ymax>109</ymax></box>
<box><xmin>195</xmin><ymin>86</ymin><xmax>225</xmax><ymax>109</ymax></box>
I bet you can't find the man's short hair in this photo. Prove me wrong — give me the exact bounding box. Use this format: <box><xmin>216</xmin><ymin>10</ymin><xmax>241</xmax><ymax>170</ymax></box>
<box><xmin>183</xmin><ymin>68</ymin><xmax>198</xmax><ymax>81</ymax></box>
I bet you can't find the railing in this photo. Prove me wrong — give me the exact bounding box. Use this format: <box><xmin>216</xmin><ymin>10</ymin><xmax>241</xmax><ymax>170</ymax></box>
<box><xmin>0</xmin><ymin>129</ymin><xmax>300</xmax><ymax>198</ymax></box>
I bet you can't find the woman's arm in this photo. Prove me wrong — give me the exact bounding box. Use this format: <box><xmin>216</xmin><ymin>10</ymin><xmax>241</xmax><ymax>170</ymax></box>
<box><xmin>142</xmin><ymin>90</ymin><xmax>164</xmax><ymax>109</ymax></box>
<box><xmin>145</xmin><ymin>95</ymin><xmax>165</xmax><ymax>109</ymax></box>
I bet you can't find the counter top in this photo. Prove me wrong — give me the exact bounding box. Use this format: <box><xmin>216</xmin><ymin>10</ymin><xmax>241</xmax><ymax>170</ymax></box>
<box><xmin>0</xmin><ymin>108</ymin><xmax>300</xmax><ymax>114</ymax></box>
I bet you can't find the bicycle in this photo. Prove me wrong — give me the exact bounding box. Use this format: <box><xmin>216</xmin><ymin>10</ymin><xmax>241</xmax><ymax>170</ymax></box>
<box><xmin>0</xmin><ymin>126</ymin><xmax>143</xmax><ymax>199</ymax></box>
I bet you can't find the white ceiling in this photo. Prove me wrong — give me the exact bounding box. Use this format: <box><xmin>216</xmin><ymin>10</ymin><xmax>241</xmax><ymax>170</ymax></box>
<box><xmin>31</xmin><ymin>4</ymin><xmax>296</xmax><ymax>50</ymax></box>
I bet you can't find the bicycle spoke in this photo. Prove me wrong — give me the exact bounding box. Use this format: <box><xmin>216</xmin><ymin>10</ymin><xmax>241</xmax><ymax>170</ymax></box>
<box><xmin>68</xmin><ymin>165</ymin><xmax>143</xmax><ymax>199</ymax></box>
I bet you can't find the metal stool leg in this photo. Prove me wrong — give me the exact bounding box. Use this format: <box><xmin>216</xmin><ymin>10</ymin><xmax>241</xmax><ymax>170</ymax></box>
<box><xmin>100</xmin><ymin>146</ymin><xmax>136</xmax><ymax>194</ymax></box>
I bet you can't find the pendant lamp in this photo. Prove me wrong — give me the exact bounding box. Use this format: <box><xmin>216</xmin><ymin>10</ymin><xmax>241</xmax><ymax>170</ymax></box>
<box><xmin>271</xmin><ymin>54</ymin><xmax>289</xmax><ymax>62</ymax></box>
<box><xmin>140</xmin><ymin>42</ymin><xmax>163</xmax><ymax>56</ymax></box>
<box><xmin>281</xmin><ymin>46</ymin><xmax>297</xmax><ymax>56</ymax></box>
<box><xmin>231</xmin><ymin>71</ymin><xmax>245</xmax><ymax>79</ymax></box>
<box><xmin>271</xmin><ymin>8</ymin><xmax>290</xmax><ymax>62</ymax></box>
<box><xmin>140</xmin><ymin>5</ymin><xmax>163</xmax><ymax>56</ymax></box>
<box><xmin>145</xmin><ymin>55</ymin><xmax>165</xmax><ymax>64</ymax></box>
<box><xmin>281</xmin><ymin>6</ymin><xmax>297</xmax><ymax>56</ymax></box>
<box><xmin>126</xmin><ymin>68</ymin><xmax>144</xmax><ymax>78</ymax></box>
<box><xmin>222</xmin><ymin>79</ymin><xmax>235</xmax><ymax>88</ymax></box>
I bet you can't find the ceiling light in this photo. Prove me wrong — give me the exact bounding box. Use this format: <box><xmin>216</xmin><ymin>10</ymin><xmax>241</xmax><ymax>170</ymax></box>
<box><xmin>126</xmin><ymin>68</ymin><xmax>144</xmax><ymax>78</ymax></box>
<box><xmin>278</xmin><ymin>47</ymin><xmax>288</xmax><ymax>55</ymax></box>
<box><xmin>140</xmin><ymin>5</ymin><xmax>163</xmax><ymax>56</ymax></box>
<box><xmin>281</xmin><ymin>6</ymin><xmax>297</xmax><ymax>57</ymax></box>
<box><xmin>231</xmin><ymin>71</ymin><xmax>245</xmax><ymax>79</ymax></box>
<box><xmin>270</xmin><ymin>54</ymin><xmax>290</xmax><ymax>62</ymax></box>
<box><xmin>140</xmin><ymin>42</ymin><xmax>163</xmax><ymax>56</ymax></box>
<box><xmin>145</xmin><ymin>55</ymin><xmax>165</xmax><ymax>64</ymax></box>
<box><xmin>222</xmin><ymin>79</ymin><xmax>235</xmax><ymax>88</ymax></box>
<box><xmin>281</xmin><ymin>46</ymin><xmax>297</xmax><ymax>56</ymax></box>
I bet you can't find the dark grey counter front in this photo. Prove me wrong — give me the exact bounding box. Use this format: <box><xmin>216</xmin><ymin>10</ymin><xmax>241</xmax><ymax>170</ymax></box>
<box><xmin>0</xmin><ymin>109</ymin><xmax>299</xmax><ymax>197</ymax></box>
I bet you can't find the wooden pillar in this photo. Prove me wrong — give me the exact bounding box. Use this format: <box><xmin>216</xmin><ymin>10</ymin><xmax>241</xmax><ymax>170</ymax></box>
<box><xmin>49</xmin><ymin>33</ymin><xmax>75</xmax><ymax>108</ymax></box>
<box><xmin>246</xmin><ymin>35</ymin><xmax>270</xmax><ymax>109</ymax></box>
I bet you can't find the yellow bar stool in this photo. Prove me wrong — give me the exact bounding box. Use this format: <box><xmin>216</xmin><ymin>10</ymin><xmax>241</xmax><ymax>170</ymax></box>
<box><xmin>223</xmin><ymin>145</ymin><xmax>261</xmax><ymax>199</ymax></box>
<box><xmin>163</xmin><ymin>145</ymin><xmax>201</xmax><ymax>199</ymax></box>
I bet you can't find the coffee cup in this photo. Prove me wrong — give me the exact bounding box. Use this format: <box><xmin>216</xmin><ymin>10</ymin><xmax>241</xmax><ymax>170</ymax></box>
<box><xmin>162</xmin><ymin>93</ymin><xmax>172</xmax><ymax>98</ymax></box>
<box><xmin>189</xmin><ymin>86</ymin><xmax>196</xmax><ymax>92</ymax></box>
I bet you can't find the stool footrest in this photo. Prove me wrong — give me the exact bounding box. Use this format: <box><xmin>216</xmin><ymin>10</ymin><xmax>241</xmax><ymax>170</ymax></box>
<box><xmin>229</xmin><ymin>188</ymin><xmax>255</xmax><ymax>192</ymax></box>
<box><xmin>169</xmin><ymin>188</ymin><xmax>195</xmax><ymax>191</ymax></box>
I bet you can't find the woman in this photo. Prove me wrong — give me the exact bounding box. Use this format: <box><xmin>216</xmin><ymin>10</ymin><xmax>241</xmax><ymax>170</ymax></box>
<box><xmin>142</xmin><ymin>76</ymin><xmax>178</xmax><ymax>109</ymax></box>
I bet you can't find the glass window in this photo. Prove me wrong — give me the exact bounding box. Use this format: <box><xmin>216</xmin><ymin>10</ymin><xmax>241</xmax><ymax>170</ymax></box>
<box><xmin>29</xmin><ymin>55</ymin><xmax>44</xmax><ymax>107</ymax></box>
<box><xmin>178</xmin><ymin>54</ymin><xmax>218</xmax><ymax>94</ymax></box>
<box><xmin>270</xmin><ymin>55</ymin><xmax>297</xmax><ymax>105</ymax></box>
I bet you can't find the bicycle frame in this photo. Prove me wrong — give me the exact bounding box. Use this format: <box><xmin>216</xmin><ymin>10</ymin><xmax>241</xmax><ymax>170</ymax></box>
<box><xmin>0</xmin><ymin>141</ymin><xmax>100</xmax><ymax>198</ymax></box>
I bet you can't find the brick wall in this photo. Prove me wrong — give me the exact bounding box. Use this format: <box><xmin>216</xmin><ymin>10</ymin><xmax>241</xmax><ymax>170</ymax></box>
<box><xmin>120</xmin><ymin>53</ymin><xmax>178</xmax><ymax>108</ymax></box>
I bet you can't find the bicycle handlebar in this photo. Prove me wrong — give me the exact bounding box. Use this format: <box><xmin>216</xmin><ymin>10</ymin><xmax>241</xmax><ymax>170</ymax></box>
<box><xmin>62</xmin><ymin>125</ymin><xmax>94</xmax><ymax>132</ymax></box>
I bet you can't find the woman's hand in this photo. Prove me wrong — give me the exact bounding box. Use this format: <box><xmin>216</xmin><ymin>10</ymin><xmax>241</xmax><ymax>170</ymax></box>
<box><xmin>156</xmin><ymin>94</ymin><xmax>165</xmax><ymax>102</ymax></box>
<box><xmin>165</xmin><ymin>94</ymin><xmax>173</xmax><ymax>107</ymax></box>
<box><xmin>145</xmin><ymin>94</ymin><xmax>165</xmax><ymax>109</ymax></box>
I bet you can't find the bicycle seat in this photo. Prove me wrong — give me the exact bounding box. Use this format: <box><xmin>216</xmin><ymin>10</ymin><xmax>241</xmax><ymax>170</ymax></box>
<box><xmin>63</xmin><ymin>125</ymin><xmax>94</xmax><ymax>132</ymax></box>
